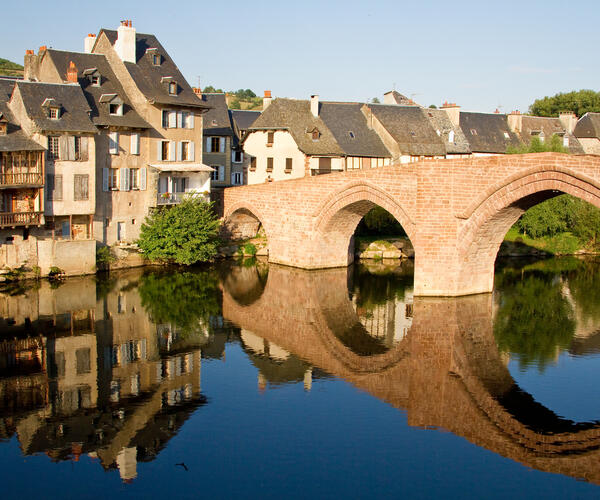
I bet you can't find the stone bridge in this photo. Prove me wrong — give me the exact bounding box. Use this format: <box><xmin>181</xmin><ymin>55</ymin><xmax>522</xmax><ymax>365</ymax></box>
<box><xmin>221</xmin><ymin>264</ymin><xmax>600</xmax><ymax>485</ymax></box>
<box><xmin>223</xmin><ymin>153</ymin><xmax>600</xmax><ymax>296</ymax></box>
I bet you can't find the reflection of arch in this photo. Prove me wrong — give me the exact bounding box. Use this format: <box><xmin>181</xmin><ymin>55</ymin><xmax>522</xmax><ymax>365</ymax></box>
<box><xmin>313</xmin><ymin>181</ymin><xmax>416</xmax><ymax>242</ymax></box>
<box><xmin>457</xmin><ymin>167</ymin><xmax>600</xmax><ymax>291</ymax></box>
<box><xmin>219</xmin><ymin>262</ymin><xmax>268</xmax><ymax>306</ymax></box>
<box><xmin>223</xmin><ymin>202</ymin><xmax>271</xmax><ymax>243</ymax></box>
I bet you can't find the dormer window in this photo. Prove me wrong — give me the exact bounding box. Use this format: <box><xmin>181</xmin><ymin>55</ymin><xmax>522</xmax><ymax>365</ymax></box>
<box><xmin>448</xmin><ymin>130</ymin><xmax>455</xmax><ymax>143</ymax></box>
<box><xmin>153</xmin><ymin>55</ymin><xmax>160</xmax><ymax>65</ymax></box>
<box><xmin>161</xmin><ymin>77</ymin><xmax>178</xmax><ymax>96</ymax></box>
<box><xmin>348</xmin><ymin>131</ymin><xmax>355</xmax><ymax>139</ymax></box>
<box><xmin>0</xmin><ymin>114</ymin><xmax>7</xmax><ymax>136</ymax></box>
<box><xmin>211</xmin><ymin>119</ymin><xmax>218</xmax><ymax>126</ymax></box>
<box><xmin>49</xmin><ymin>107</ymin><xmax>60</xmax><ymax>119</ymax></box>
<box><xmin>503</xmin><ymin>132</ymin><xmax>510</xmax><ymax>139</ymax></box>
<box><xmin>146</xmin><ymin>48</ymin><xmax>161</xmax><ymax>65</ymax></box>
<box><xmin>83</xmin><ymin>68</ymin><xmax>101</xmax><ymax>87</ymax></box>
<box><xmin>169</xmin><ymin>82</ymin><xmax>177</xmax><ymax>95</ymax></box>
<box><xmin>100</xmin><ymin>94</ymin><xmax>124</xmax><ymax>116</ymax></box>
<box><xmin>307</xmin><ymin>127</ymin><xmax>320</xmax><ymax>141</ymax></box>
<box><xmin>41</xmin><ymin>98</ymin><xmax>61</xmax><ymax>119</ymax></box>
<box><xmin>109</xmin><ymin>103</ymin><xmax>123</xmax><ymax>116</ymax></box>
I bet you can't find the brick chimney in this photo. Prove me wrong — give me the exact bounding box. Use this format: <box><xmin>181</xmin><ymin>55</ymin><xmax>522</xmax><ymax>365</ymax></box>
<box><xmin>24</xmin><ymin>49</ymin><xmax>38</xmax><ymax>80</ymax></box>
<box><xmin>559</xmin><ymin>112</ymin><xmax>577</xmax><ymax>134</ymax></box>
<box><xmin>507</xmin><ymin>110</ymin><xmax>522</xmax><ymax>133</ymax></box>
<box><xmin>84</xmin><ymin>33</ymin><xmax>96</xmax><ymax>54</ymax></box>
<box><xmin>263</xmin><ymin>90</ymin><xmax>272</xmax><ymax>110</ymax></box>
<box><xmin>192</xmin><ymin>87</ymin><xmax>202</xmax><ymax>95</ymax></box>
<box><xmin>115</xmin><ymin>20</ymin><xmax>136</xmax><ymax>64</ymax></box>
<box><xmin>66</xmin><ymin>61</ymin><xmax>78</xmax><ymax>83</ymax></box>
<box><xmin>310</xmin><ymin>94</ymin><xmax>319</xmax><ymax>117</ymax></box>
<box><xmin>441</xmin><ymin>101</ymin><xmax>460</xmax><ymax>127</ymax></box>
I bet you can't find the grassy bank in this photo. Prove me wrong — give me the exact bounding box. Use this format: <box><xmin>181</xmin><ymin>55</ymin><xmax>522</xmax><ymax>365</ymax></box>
<box><xmin>501</xmin><ymin>227</ymin><xmax>596</xmax><ymax>256</ymax></box>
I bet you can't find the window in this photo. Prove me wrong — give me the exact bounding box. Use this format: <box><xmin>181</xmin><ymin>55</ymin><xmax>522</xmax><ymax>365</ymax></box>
<box><xmin>181</xmin><ymin>141</ymin><xmax>191</xmax><ymax>161</ymax></box>
<box><xmin>503</xmin><ymin>132</ymin><xmax>510</xmax><ymax>139</ymax></box>
<box><xmin>348</xmin><ymin>131</ymin><xmax>355</xmax><ymax>139</ymax></box>
<box><xmin>48</xmin><ymin>136</ymin><xmax>60</xmax><ymax>160</ymax></box>
<box><xmin>232</xmin><ymin>172</ymin><xmax>242</xmax><ymax>185</ymax></box>
<box><xmin>108</xmin><ymin>168</ymin><xmax>118</xmax><ymax>189</ymax></box>
<box><xmin>183</xmin><ymin>112</ymin><xmax>194</xmax><ymax>129</ymax></box>
<box><xmin>49</xmin><ymin>107</ymin><xmax>59</xmax><ymax>119</ymax></box>
<box><xmin>46</xmin><ymin>174</ymin><xmax>62</xmax><ymax>201</ymax></box>
<box><xmin>74</xmin><ymin>136</ymin><xmax>82</xmax><ymax>160</ymax></box>
<box><xmin>169</xmin><ymin>82</ymin><xmax>177</xmax><ymax>95</ymax></box>
<box><xmin>173</xmin><ymin>177</ymin><xmax>188</xmax><ymax>192</ymax></box>
<box><xmin>130</xmin><ymin>168</ymin><xmax>139</xmax><ymax>189</ymax></box>
<box><xmin>76</xmin><ymin>348</ymin><xmax>91</xmax><ymax>374</ymax></box>
<box><xmin>233</xmin><ymin>150</ymin><xmax>243</xmax><ymax>163</ymax></box>
<box><xmin>267</xmin><ymin>131</ymin><xmax>274</xmax><ymax>145</ymax></box>
<box><xmin>563</xmin><ymin>136</ymin><xmax>569</xmax><ymax>147</ymax></box>
<box><xmin>153</xmin><ymin>54</ymin><xmax>160</xmax><ymax>66</ymax></box>
<box><xmin>470</xmin><ymin>129</ymin><xmax>478</xmax><ymax>135</ymax></box>
<box><xmin>109</xmin><ymin>103</ymin><xmax>123</xmax><ymax>115</ymax></box>
<box><xmin>109</xmin><ymin>131</ymin><xmax>119</xmax><ymax>154</ymax></box>
<box><xmin>74</xmin><ymin>174</ymin><xmax>89</xmax><ymax>201</ymax></box>
<box><xmin>250</xmin><ymin>157</ymin><xmax>256</xmax><ymax>171</ymax></box>
<box><xmin>211</xmin><ymin>166</ymin><xmax>224</xmax><ymax>182</ymax></box>
<box><xmin>285</xmin><ymin>157</ymin><xmax>292</xmax><ymax>172</ymax></box>
<box><xmin>211</xmin><ymin>119</ymin><xmax>218</xmax><ymax>126</ymax></box>
<box><xmin>312</xmin><ymin>130</ymin><xmax>320</xmax><ymax>141</ymax></box>
<box><xmin>319</xmin><ymin>157</ymin><xmax>331</xmax><ymax>173</ymax></box>
<box><xmin>162</xmin><ymin>110</ymin><xmax>169</xmax><ymax>128</ymax></box>
<box><xmin>210</xmin><ymin>137</ymin><xmax>221</xmax><ymax>153</ymax></box>
<box><xmin>90</xmin><ymin>75</ymin><xmax>100</xmax><ymax>86</ymax></box>
<box><xmin>161</xmin><ymin>141</ymin><xmax>170</xmax><ymax>161</ymax></box>
<box><xmin>130</xmin><ymin>133</ymin><xmax>140</xmax><ymax>155</ymax></box>
<box><xmin>448</xmin><ymin>130</ymin><xmax>455</xmax><ymax>143</ymax></box>
<box><xmin>266</xmin><ymin>157</ymin><xmax>274</xmax><ymax>172</ymax></box>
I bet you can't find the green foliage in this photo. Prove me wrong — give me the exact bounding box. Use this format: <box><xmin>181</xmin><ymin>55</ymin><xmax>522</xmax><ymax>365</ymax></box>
<box><xmin>31</xmin><ymin>265</ymin><xmax>41</xmax><ymax>279</ymax></box>
<box><xmin>506</xmin><ymin>134</ymin><xmax>568</xmax><ymax>154</ymax></box>
<box><xmin>137</xmin><ymin>199</ymin><xmax>221</xmax><ymax>265</ymax></box>
<box><xmin>494</xmin><ymin>269</ymin><xmax>575</xmax><ymax>370</ymax></box>
<box><xmin>203</xmin><ymin>85</ymin><xmax>223</xmax><ymax>93</ymax></box>
<box><xmin>229</xmin><ymin>99</ymin><xmax>241</xmax><ymax>109</ymax></box>
<box><xmin>233</xmin><ymin>88</ymin><xmax>256</xmax><ymax>99</ymax></box>
<box><xmin>48</xmin><ymin>266</ymin><xmax>64</xmax><ymax>278</ymax></box>
<box><xmin>0</xmin><ymin>58</ymin><xmax>24</xmax><ymax>77</ymax></box>
<box><xmin>371</xmin><ymin>97</ymin><xmax>381</xmax><ymax>104</ymax></box>
<box><xmin>356</xmin><ymin>206</ymin><xmax>406</xmax><ymax>236</ymax></box>
<box><xmin>428</xmin><ymin>104</ymin><xmax>437</xmax><ymax>109</ymax></box>
<box><xmin>529</xmin><ymin>89</ymin><xmax>600</xmax><ymax>117</ymax></box>
<box><xmin>138</xmin><ymin>269</ymin><xmax>221</xmax><ymax>333</ymax></box>
<box><xmin>96</xmin><ymin>246</ymin><xmax>116</xmax><ymax>266</ymax></box>
<box><xmin>243</xmin><ymin>243</ymin><xmax>257</xmax><ymax>256</ymax></box>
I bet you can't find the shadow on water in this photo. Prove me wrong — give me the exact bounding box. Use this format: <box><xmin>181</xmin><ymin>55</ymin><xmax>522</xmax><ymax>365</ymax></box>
<box><xmin>1</xmin><ymin>257</ymin><xmax>600</xmax><ymax>485</ymax></box>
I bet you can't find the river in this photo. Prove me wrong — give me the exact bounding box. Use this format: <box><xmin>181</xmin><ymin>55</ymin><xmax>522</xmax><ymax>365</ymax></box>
<box><xmin>0</xmin><ymin>256</ymin><xmax>599</xmax><ymax>498</ymax></box>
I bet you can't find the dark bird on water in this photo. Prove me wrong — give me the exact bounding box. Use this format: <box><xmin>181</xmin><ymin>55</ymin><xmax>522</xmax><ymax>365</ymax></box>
<box><xmin>176</xmin><ymin>462</ymin><xmax>188</xmax><ymax>471</ymax></box>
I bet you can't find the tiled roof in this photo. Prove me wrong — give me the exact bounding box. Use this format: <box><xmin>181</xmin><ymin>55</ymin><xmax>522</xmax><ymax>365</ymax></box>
<box><xmin>15</xmin><ymin>80</ymin><xmax>97</xmax><ymax>133</ymax></box>
<box><xmin>574</xmin><ymin>113</ymin><xmax>600</xmax><ymax>139</ymax></box>
<box><xmin>0</xmin><ymin>79</ymin><xmax>45</xmax><ymax>152</ymax></box>
<box><xmin>459</xmin><ymin>112</ymin><xmax>521</xmax><ymax>153</ymax></box>
<box><xmin>45</xmin><ymin>49</ymin><xmax>149</xmax><ymax>129</ymax></box>
<box><xmin>100</xmin><ymin>29</ymin><xmax>209</xmax><ymax>109</ymax></box>
<box><xmin>367</xmin><ymin>104</ymin><xmax>446</xmax><ymax>156</ymax></box>
<box><xmin>230</xmin><ymin>109</ymin><xmax>260</xmax><ymax>131</ymax></box>
<box><xmin>519</xmin><ymin>115</ymin><xmax>584</xmax><ymax>154</ymax></box>
<box><xmin>200</xmin><ymin>93</ymin><xmax>234</xmax><ymax>136</ymax></box>
<box><xmin>424</xmin><ymin>108</ymin><xmax>470</xmax><ymax>154</ymax></box>
<box><xmin>319</xmin><ymin>102</ymin><xmax>390</xmax><ymax>157</ymax></box>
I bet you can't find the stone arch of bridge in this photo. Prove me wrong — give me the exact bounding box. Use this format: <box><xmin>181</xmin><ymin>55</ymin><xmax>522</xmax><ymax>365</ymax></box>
<box><xmin>313</xmin><ymin>182</ymin><xmax>416</xmax><ymax>265</ymax></box>
<box><xmin>222</xmin><ymin>202</ymin><xmax>270</xmax><ymax>248</ymax></box>
<box><xmin>456</xmin><ymin>167</ymin><xmax>600</xmax><ymax>294</ymax></box>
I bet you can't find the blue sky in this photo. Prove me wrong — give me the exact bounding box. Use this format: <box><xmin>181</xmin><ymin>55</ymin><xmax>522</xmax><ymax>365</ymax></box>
<box><xmin>2</xmin><ymin>0</ymin><xmax>598</xmax><ymax>112</ymax></box>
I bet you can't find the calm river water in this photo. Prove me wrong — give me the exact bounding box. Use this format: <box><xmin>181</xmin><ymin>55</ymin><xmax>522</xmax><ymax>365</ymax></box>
<box><xmin>0</xmin><ymin>257</ymin><xmax>599</xmax><ymax>498</ymax></box>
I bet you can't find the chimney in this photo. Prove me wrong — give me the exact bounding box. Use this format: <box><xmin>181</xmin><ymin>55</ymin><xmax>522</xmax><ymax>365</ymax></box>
<box><xmin>559</xmin><ymin>111</ymin><xmax>577</xmax><ymax>134</ymax></box>
<box><xmin>263</xmin><ymin>90</ymin><xmax>272</xmax><ymax>110</ymax></box>
<box><xmin>383</xmin><ymin>91</ymin><xmax>395</xmax><ymax>105</ymax></box>
<box><xmin>192</xmin><ymin>87</ymin><xmax>202</xmax><ymax>95</ymax></box>
<box><xmin>507</xmin><ymin>110</ymin><xmax>522</xmax><ymax>133</ymax></box>
<box><xmin>84</xmin><ymin>33</ymin><xmax>96</xmax><ymax>54</ymax></box>
<box><xmin>114</xmin><ymin>20</ymin><xmax>136</xmax><ymax>64</ymax></box>
<box><xmin>66</xmin><ymin>61</ymin><xmax>78</xmax><ymax>83</ymax></box>
<box><xmin>441</xmin><ymin>101</ymin><xmax>460</xmax><ymax>127</ymax></box>
<box><xmin>310</xmin><ymin>94</ymin><xmax>319</xmax><ymax>117</ymax></box>
<box><xmin>24</xmin><ymin>49</ymin><xmax>38</xmax><ymax>80</ymax></box>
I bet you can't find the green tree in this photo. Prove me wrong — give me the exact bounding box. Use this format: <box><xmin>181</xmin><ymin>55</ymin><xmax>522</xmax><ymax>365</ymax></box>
<box><xmin>428</xmin><ymin>104</ymin><xmax>437</xmax><ymax>109</ymax></box>
<box><xmin>506</xmin><ymin>134</ymin><xmax>568</xmax><ymax>154</ymax></box>
<box><xmin>371</xmin><ymin>97</ymin><xmax>381</xmax><ymax>104</ymax></box>
<box><xmin>529</xmin><ymin>89</ymin><xmax>600</xmax><ymax>117</ymax></box>
<box><xmin>229</xmin><ymin>99</ymin><xmax>241</xmax><ymax>110</ymax></box>
<box><xmin>203</xmin><ymin>85</ymin><xmax>223</xmax><ymax>93</ymax></box>
<box><xmin>137</xmin><ymin>199</ymin><xmax>220</xmax><ymax>265</ymax></box>
<box><xmin>356</xmin><ymin>206</ymin><xmax>406</xmax><ymax>236</ymax></box>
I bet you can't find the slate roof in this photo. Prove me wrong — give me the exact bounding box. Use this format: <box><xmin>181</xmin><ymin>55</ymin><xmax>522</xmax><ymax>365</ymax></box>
<box><xmin>367</xmin><ymin>104</ymin><xmax>446</xmax><ymax>156</ymax></box>
<box><xmin>574</xmin><ymin>112</ymin><xmax>600</xmax><ymax>139</ymax></box>
<box><xmin>519</xmin><ymin>115</ymin><xmax>584</xmax><ymax>154</ymax></box>
<box><xmin>15</xmin><ymin>80</ymin><xmax>96</xmax><ymax>133</ymax></box>
<box><xmin>384</xmin><ymin>90</ymin><xmax>415</xmax><ymax>106</ymax></box>
<box><xmin>249</xmin><ymin>98</ymin><xmax>344</xmax><ymax>156</ymax></box>
<box><xmin>100</xmin><ymin>29</ymin><xmax>209</xmax><ymax>109</ymax></box>
<box><xmin>200</xmin><ymin>94</ymin><xmax>234</xmax><ymax>137</ymax></box>
<box><xmin>459</xmin><ymin>112</ymin><xmax>521</xmax><ymax>153</ymax></box>
<box><xmin>423</xmin><ymin>108</ymin><xmax>471</xmax><ymax>154</ymax></box>
<box><xmin>319</xmin><ymin>102</ymin><xmax>390</xmax><ymax>157</ymax></box>
<box><xmin>0</xmin><ymin>79</ymin><xmax>46</xmax><ymax>152</ymax></box>
<box><xmin>230</xmin><ymin>109</ymin><xmax>260</xmax><ymax>131</ymax></box>
<box><xmin>44</xmin><ymin>49</ymin><xmax>149</xmax><ymax>129</ymax></box>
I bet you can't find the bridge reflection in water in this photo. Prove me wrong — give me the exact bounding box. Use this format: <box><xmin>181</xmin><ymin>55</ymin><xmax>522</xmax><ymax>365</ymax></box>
<box><xmin>0</xmin><ymin>261</ymin><xmax>599</xmax><ymax>486</ymax></box>
<box><xmin>222</xmin><ymin>262</ymin><xmax>600</xmax><ymax>486</ymax></box>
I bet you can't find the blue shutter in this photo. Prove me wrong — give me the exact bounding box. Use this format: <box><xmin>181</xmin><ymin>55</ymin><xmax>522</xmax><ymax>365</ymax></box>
<box><xmin>189</xmin><ymin>141</ymin><xmax>195</xmax><ymax>161</ymax></box>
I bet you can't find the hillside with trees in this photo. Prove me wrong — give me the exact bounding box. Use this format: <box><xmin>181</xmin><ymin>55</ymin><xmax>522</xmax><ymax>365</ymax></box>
<box><xmin>0</xmin><ymin>58</ymin><xmax>24</xmax><ymax>77</ymax></box>
<box><xmin>203</xmin><ymin>86</ymin><xmax>262</xmax><ymax>110</ymax></box>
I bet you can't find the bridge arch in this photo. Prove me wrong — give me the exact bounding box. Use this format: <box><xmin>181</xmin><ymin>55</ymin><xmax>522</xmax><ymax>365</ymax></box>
<box><xmin>222</xmin><ymin>202</ymin><xmax>271</xmax><ymax>248</ymax></box>
<box><xmin>313</xmin><ymin>181</ymin><xmax>416</xmax><ymax>266</ymax></box>
<box><xmin>456</xmin><ymin>166</ymin><xmax>600</xmax><ymax>293</ymax></box>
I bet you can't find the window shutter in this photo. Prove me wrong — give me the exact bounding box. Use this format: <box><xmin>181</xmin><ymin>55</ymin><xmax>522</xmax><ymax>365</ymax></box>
<box><xmin>67</xmin><ymin>136</ymin><xmax>76</xmax><ymax>160</ymax></box>
<box><xmin>74</xmin><ymin>174</ymin><xmax>89</xmax><ymax>201</ymax></box>
<box><xmin>176</xmin><ymin>142</ymin><xmax>183</xmax><ymax>162</ymax></box>
<box><xmin>139</xmin><ymin>167</ymin><xmax>147</xmax><ymax>190</ymax></box>
<box><xmin>46</xmin><ymin>174</ymin><xmax>54</xmax><ymax>200</ymax></box>
<box><xmin>80</xmin><ymin>136</ymin><xmax>89</xmax><ymax>161</ymax></box>
<box><xmin>109</xmin><ymin>132</ymin><xmax>119</xmax><ymax>154</ymax></box>
<box><xmin>219</xmin><ymin>165</ymin><xmax>225</xmax><ymax>181</ymax></box>
<box><xmin>168</xmin><ymin>111</ymin><xmax>177</xmax><ymax>128</ymax></box>
<box><xmin>55</xmin><ymin>175</ymin><xmax>63</xmax><ymax>200</ymax></box>
<box><xmin>231</xmin><ymin>173</ymin><xmax>235</xmax><ymax>185</ymax></box>
<box><xmin>169</xmin><ymin>141</ymin><xmax>176</xmax><ymax>161</ymax></box>
<box><xmin>177</xmin><ymin>111</ymin><xmax>183</xmax><ymax>128</ymax></box>
<box><xmin>102</xmin><ymin>168</ymin><xmax>109</xmax><ymax>192</ymax></box>
<box><xmin>205</xmin><ymin>137</ymin><xmax>211</xmax><ymax>153</ymax></box>
<box><xmin>120</xmin><ymin>168</ymin><xmax>130</xmax><ymax>191</ymax></box>
<box><xmin>188</xmin><ymin>113</ymin><xmax>194</xmax><ymax>129</ymax></box>
<box><xmin>131</xmin><ymin>133</ymin><xmax>140</xmax><ymax>155</ymax></box>
<box><xmin>219</xmin><ymin>137</ymin><xmax>225</xmax><ymax>153</ymax></box>
<box><xmin>189</xmin><ymin>141</ymin><xmax>195</xmax><ymax>161</ymax></box>
<box><xmin>58</xmin><ymin>136</ymin><xmax>68</xmax><ymax>160</ymax></box>
<box><xmin>231</xmin><ymin>151</ymin><xmax>235</xmax><ymax>163</ymax></box>
<box><xmin>157</xmin><ymin>140</ymin><xmax>162</xmax><ymax>161</ymax></box>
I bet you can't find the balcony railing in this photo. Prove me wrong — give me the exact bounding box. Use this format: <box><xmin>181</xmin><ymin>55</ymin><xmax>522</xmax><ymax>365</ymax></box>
<box><xmin>0</xmin><ymin>172</ymin><xmax>43</xmax><ymax>187</ymax></box>
<box><xmin>157</xmin><ymin>192</ymin><xmax>209</xmax><ymax>205</ymax></box>
<box><xmin>0</xmin><ymin>212</ymin><xmax>42</xmax><ymax>227</ymax></box>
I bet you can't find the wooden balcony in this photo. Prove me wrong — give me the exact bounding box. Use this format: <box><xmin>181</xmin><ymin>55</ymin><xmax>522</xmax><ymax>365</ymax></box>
<box><xmin>0</xmin><ymin>212</ymin><xmax>43</xmax><ymax>227</ymax></box>
<box><xmin>0</xmin><ymin>173</ymin><xmax>43</xmax><ymax>188</ymax></box>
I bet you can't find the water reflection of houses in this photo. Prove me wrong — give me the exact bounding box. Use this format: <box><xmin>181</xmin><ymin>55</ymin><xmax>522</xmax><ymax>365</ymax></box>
<box><xmin>0</xmin><ymin>270</ymin><xmax>207</xmax><ymax>481</ymax></box>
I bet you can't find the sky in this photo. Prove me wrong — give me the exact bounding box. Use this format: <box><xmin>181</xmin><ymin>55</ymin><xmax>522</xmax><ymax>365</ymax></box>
<box><xmin>1</xmin><ymin>0</ymin><xmax>598</xmax><ymax>113</ymax></box>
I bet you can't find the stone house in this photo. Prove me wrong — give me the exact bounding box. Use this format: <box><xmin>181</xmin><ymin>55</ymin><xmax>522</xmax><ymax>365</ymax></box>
<box><xmin>243</xmin><ymin>95</ymin><xmax>390</xmax><ymax>184</ymax></box>
<box><xmin>573</xmin><ymin>112</ymin><xmax>600</xmax><ymax>155</ymax></box>
<box><xmin>423</xmin><ymin>107</ymin><xmax>471</xmax><ymax>158</ymax></box>
<box><xmin>507</xmin><ymin>112</ymin><xmax>584</xmax><ymax>154</ymax></box>
<box><xmin>229</xmin><ymin>108</ymin><xmax>260</xmax><ymax>185</ymax></box>
<box><xmin>458</xmin><ymin>110</ymin><xmax>521</xmax><ymax>156</ymax></box>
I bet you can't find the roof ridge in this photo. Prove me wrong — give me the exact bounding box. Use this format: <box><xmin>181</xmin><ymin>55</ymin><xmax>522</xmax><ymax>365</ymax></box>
<box><xmin>18</xmin><ymin>80</ymin><xmax>80</xmax><ymax>87</ymax></box>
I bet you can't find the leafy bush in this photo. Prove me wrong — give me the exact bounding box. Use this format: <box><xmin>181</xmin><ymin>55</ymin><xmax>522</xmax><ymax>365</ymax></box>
<box><xmin>96</xmin><ymin>246</ymin><xmax>116</xmax><ymax>266</ymax></box>
<box><xmin>137</xmin><ymin>199</ymin><xmax>220</xmax><ymax>265</ymax></box>
<box><xmin>48</xmin><ymin>266</ymin><xmax>64</xmax><ymax>277</ymax></box>
<box><xmin>356</xmin><ymin>207</ymin><xmax>406</xmax><ymax>236</ymax></box>
<box><xmin>243</xmin><ymin>243</ymin><xmax>257</xmax><ymax>256</ymax></box>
